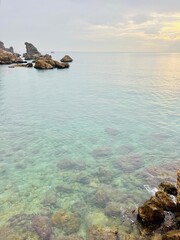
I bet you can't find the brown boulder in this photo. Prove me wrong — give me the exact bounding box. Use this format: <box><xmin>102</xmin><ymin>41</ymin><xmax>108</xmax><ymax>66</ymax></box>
<box><xmin>155</xmin><ymin>191</ymin><xmax>176</xmax><ymax>212</ymax></box>
<box><xmin>61</xmin><ymin>55</ymin><xmax>73</xmax><ymax>62</ymax></box>
<box><xmin>86</xmin><ymin>226</ymin><xmax>119</xmax><ymax>240</ymax></box>
<box><xmin>0</xmin><ymin>49</ymin><xmax>23</xmax><ymax>64</ymax></box>
<box><xmin>32</xmin><ymin>215</ymin><xmax>52</xmax><ymax>240</ymax></box>
<box><xmin>34</xmin><ymin>60</ymin><xmax>53</xmax><ymax>69</ymax></box>
<box><xmin>162</xmin><ymin>230</ymin><xmax>180</xmax><ymax>240</ymax></box>
<box><xmin>177</xmin><ymin>169</ymin><xmax>180</xmax><ymax>212</ymax></box>
<box><xmin>159</xmin><ymin>182</ymin><xmax>177</xmax><ymax>196</ymax></box>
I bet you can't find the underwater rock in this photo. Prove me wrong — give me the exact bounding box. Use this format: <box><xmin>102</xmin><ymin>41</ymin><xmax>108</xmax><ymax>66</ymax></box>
<box><xmin>159</xmin><ymin>182</ymin><xmax>177</xmax><ymax>196</ymax></box>
<box><xmin>61</xmin><ymin>55</ymin><xmax>73</xmax><ymax>62</ymax></box>
<box><xmin>57</xmin><ymin>159</ymin><xmax>86</xmax><ymax>170</ymax></box>
<box><xmin>162</xmin><ymin>230</ymin><xmax>180</xmax><ymax>240</ymax></box>
<box><xmin>155</xmin><ymin>191</ymin><xmax>176</xmax><ymax>212</ymax></box>
<box><xmin>177</xmin><ymin>169</ymin><xmax>180</xmax><ymax>212</ymax></box>
<box><xmin>76</xmin><ymin>173</ymin><xmax>91</xmax><ymax>184</ymax></box>
<box><xmin>86</xmin><ymin>211</ymin><xmax>109</xmax><ymax>228</ymax></box>
<box><xmin>92</xmin><ymin>148</ymin><xmax>113</xmax><ymax>158</ymax></box>
<box><xmin>42</xmin><ymin>189</ymin><xmax>58</xmax><ymax>207</ymax></box>
<box><xmin>56</xmin><ymin>184</ymin><xmax>73</xmax><ymax>193</ymax></box>
<box><xmin>93</xmin><ymin>189</ymin><xmax>110</xmax><ymax>208</ymax></box>
<box><xmin>97</xmin><ymin>166</ymin><xmax>113</xmax><ymax>183</ymax></box>
<box><xmin>138</xmin><ymin>197</ymin><xmax>165</xmax><ymax>224</ymax></box>
<box><xmin>105</xmin><ymin>202</ymin><xmax>121</xmax><ymax>217</ymax></box>
<box><xmin>51</xmin><ymin>235</ymin><xmax>84</xmax><ymax>240</ymax></box>
<box><xmin>32</xmin><ymin>215</ymin><xmax>52</xmax><ymax>240</ymax></box>
<box><xmin>86</xmin><ymin>226</ymin><xmax>119</xmax><ymax>240</ymax></box>
<box><xmin>113</xmin><ymin>154</ymin><xmax>142</xmax><ymax>173</ymax></box>
<box><xmin>51</xmin><ymin>211</ymin><xmax>81</xmax><ymax>235</ymax></box>
<box><xmin>104</xmin><ymin>128</ymin><xmax>120</xmax><ymax>136</ymax></box>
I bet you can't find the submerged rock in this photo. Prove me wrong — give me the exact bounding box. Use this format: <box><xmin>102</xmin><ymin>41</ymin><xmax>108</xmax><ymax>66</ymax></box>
<box><xmin>61</xmin><ymin>55</ymin><xmax>73</xmax><ymax>62</ymax></box>
<box><xmin>162</xmin><ymin>230</ymin><xmax>180</xmax><ymax>240</ymax></box>
<box><xmin>86</xmin><ymin>226</ymin><xmax>119</xmax><ymax>240</ymax></box>
<box><xmin>9</xmin><ymin>63</ymin><xmax>33</xmax><ymax>68</ymax></box>
<box><xmin>32</xmin><ymin>215</ymin><xmax>52</xmax><ymax>240</ymax></box>
<box><xmin>23</xmin><ymin>42</ymin><xmax>41</xmax><ymax>60</ymax></box>
<box><xmin>93</xmin><ymin>189</ymin><xmax>110</xmax><ymax>208</ymax></box>
<box><xmin>51</xmin><ymin>235</ymin><xmax>84</xmax><ymax>240</ymax></box>
<box><xmin>57</xmin><ymin>159</ymin><xmax>86</xmax><ymax>170</ymax></box>
<box><xmin>104</xmin><ymin>128</ymin><xmax>120</xmax><ymax>136</ymax></box>
<box><xmin>92</xmin><ymin>148</ymin><xmax>113</xmax><ymax>158</ymax></box>
<box><xmin>97</xmin><ymin>166</ymin><xmax>113</xmax><ymax>183</ymax></box>
<box><xmin>177</xmin><ymin>169</ymin><xmax>180</xmax><ymax>212</ymax></box>
<box><xmin>52</xmin><ymin>211</ymin><xmax>81</xmax><ymax>235</ymax></box>
<box><xmin>105</xmin><ymin>202</ymin><xmax>121</xmax><ymax>217</ymax></box>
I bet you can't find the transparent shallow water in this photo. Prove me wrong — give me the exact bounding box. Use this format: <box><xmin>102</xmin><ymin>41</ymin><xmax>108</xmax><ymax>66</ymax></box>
<box><xmin>0</xmin><ymin>52</ymin><xmax>180</xmax><ymax>238</ymax></box>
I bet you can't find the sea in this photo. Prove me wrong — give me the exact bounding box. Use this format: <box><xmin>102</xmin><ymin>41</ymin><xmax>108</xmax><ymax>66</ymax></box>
<box><xmin>0</xmin><ymin>52</ymin><xmax>180</xmax><ymax>239</ymax></box>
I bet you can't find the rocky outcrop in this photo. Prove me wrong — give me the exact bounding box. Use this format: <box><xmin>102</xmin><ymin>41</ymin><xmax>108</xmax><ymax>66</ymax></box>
<box><xmin>162</xmin><ymin>230</ymin><xmax>180</xmax><ymax>240</ymax></box>
<box><xmin>159</xmin><ymin>182</ymin><xmax>177</xmax><ymax>196</ymax></box>
<box><xmin>86</xmin><ymin>226</ymin><xmax>119</xmax><ymax>240</ymax></box>
<box><xmin>60</xmin><ymin>55</ymin><xmax>73</xmax><ymax>62</ymax></box>
<box><xmin>0</xmin><ymin>49</ymin><xmax>24</xmax><ymax>64</ymax></box>
<box><xmin>34</xmin><ymin>60</ymin><xmax>53</xmax><ymax>69</ymax></box>
<box><xmin>9</xmin><ymin>63</ymin><xmax>33</xmax><ymax>68</ymax></box>
<box><xmin>23</xmin><ymin>42</ymin><xmax>41</xmax><ymax>60</ymax></box>
<box><xmin>177</xmin><ymin>169</ymin><xmax>180</xmax><ymax>212</ymax></box>
<box><xmin>0</xmin><ymin>41</ymin><xmax>14</xmax><ymax>53</ymax></box>
<box><xmin>34</xmin><ymin>55</ymin><xmax>69</xmax><ymax>70</ymax></box>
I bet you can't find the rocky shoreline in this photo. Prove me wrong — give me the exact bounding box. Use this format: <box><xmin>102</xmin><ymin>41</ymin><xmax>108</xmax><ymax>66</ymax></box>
<box><xmin>0</xmin><ymin>41</ymin><xmax>73</xmax><ymax>69</ymax></box>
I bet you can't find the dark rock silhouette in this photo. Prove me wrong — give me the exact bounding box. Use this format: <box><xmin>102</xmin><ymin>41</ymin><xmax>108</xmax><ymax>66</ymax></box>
<box><xmin>23</xmin><ymin>42</ymin><xmax>41</xmax><ymax>60</ymax></box>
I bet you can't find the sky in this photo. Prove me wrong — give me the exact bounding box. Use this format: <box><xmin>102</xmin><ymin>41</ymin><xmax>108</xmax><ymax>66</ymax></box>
<box><xmin>0</xmin><ymin>0</ymin><xmax>180</xmax><ymax>52</ymax></box>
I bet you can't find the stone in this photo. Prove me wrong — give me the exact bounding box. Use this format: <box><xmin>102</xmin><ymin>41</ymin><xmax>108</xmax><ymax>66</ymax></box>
<box><xmin>0</xmin><ymin>49</ymin><xmax>23</xmax><ymax>64</ymax></box>
<box><xmin>93</xmin><ymin>189</ymin><xmax>110</xmax><ymax>208</ymax></box>
<box><xmin>9</xmin><ymin>63</ymin><xmax>33</xmax><ymax>68</ymax></box>
<box><xmin>159</xmin><ymin>182</ymin><xmax>177</xmax><ymax>196</ymax></box>
<box><xmin>32</xmin><ymin>215</ymin><xmax>52</xmax><ymax>240</ymax></box>
<box><xmin>57</xmin><ymin>159</ymin><xmax>86</xmax><ymax>170</ymax></box>
<box><xmin>92</xmin><ymin>148</ymin><xmax>113</xmax><ymax>158</ymax></box>
<box><xmin>23</xmin><ymin>42</ymin><xmax>41</xmax><ymax>60</ymax></box>
<box><xmin>138</xmin><ymin>198</ymin><xmax>165</xmax><ymax>224</ymax></box>
<box><xmin>155</xmin><ymin>191</ymin><xmax>176</xmax><ymax>212</ymax></box>
<box><xmin>162</xmin><ymin>230</ymin><xmax>180</xmax><ymax>240</ymax></box>
<box><xmin>61</xmin><ymin>55</ymin><xmax>73</xmax><ymax>62</ymax></box>
<box><xmin>34</xmin><ymin>60</ymin><xmax>53</xmax><ymax>69</ymax></box>
<box><xmin>51</xmin><ymin>235</ymin><xmax>84</xmax><ymax>240</ymax></box>
<box><xmin>97</xmin><ymin>166</ymin><xmax>113</xmax><ymax>183</ymax></box>
<box><xmin>86</xmin><ymin>226</ymin><xmax>119</xmax><ymax>240</ymax></box>
<box><xmin>56</xmin><ymin>61</ymin><xmax>70</xmax><ymax>69</ymax></box>
<box><xmin>105</xmin><ymin>202</ymin><xmax>121</xmax><ymax>217</ymax></box>
<box><xmin>52</xmin><ymin>211</ymin><xmax>80</xmax><ymax>235</ymax></box>
<box><xmin>177</xmin><ymin>169</ymin><xmax>180</xmax><ymax>212</ymax></box>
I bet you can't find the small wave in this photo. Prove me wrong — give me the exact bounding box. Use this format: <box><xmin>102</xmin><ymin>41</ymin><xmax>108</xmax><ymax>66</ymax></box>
<box><xmin>144</xmin><ymin>184</ymin><xmax>158</xmax><ymax>195</ymax></box>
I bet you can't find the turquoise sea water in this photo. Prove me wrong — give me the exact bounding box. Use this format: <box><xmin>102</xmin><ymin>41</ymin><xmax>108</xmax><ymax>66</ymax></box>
<box><xmin>0</xmin><ymin>52</ymin><xmax>180</xmax><ymax>239</ymax></box>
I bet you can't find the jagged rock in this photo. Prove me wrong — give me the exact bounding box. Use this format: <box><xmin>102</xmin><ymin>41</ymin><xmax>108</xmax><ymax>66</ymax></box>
<box><xmin>155</xmin><ymin>191</ymin><xmax>176</xmax><ymax>212</ymax></box>
<box><xmin>61</xmin><ymin>55</ymin><xmax>73</xmax><ymax>62</ymax></box>
<box><xmin>0</xmin><ymin>49</ymin><xmax>24</xmax><ymax>64</ymax></box>
<box><xmin>86</xmin><ymin>226</ymin><xmax>119</xmax><ymax>240</ymax></box>
<box><xmin>56</xmin><ymin>61</ymin><xmax>69</xmax><ymax>69</ymax></box>
<box><xmin>0</xmin><ymin>41</ymin><xmax>14</xmax><ymax>53</ymax></box>
<box><xmin>32</xmin><ymin>215</ymin><xmax>52</xmax><ymax>240</ymax></box>
<box><xmin>162</xmin><ymin>230</ymin><xmax>180</xmax><ymax>240</ymax></box>
<box><xmin>34</xmin><ymin>55</ymin><xmax>69</xmax><ymax>70</ymax></box>
<box><xmin>9</xmin><ymin>63</ymin><xmax>33</xmax><ymax>68</ymax></box>
<box><xmin>177</xmin><ymin>169</ymin><xmax>180</xmax><ymax>212</ymax></box>
<box><xmin>138</xmin><ymin>197</ymin><xmax>165</xmax><ymax>224</ymax></box>
<box><xmin>159</xmin><ymin>182</ymin><xmax>177</xmax><ymax>196</ymax></box>
<box><xmin>23</xmin><ymin>42</ymin><xmax>41</xmax><ymax>60</ymax></box>
<box><xmin>34</xmin><ymin>60</ymin><xmax>53</xmax><ymax>69</ymax></box>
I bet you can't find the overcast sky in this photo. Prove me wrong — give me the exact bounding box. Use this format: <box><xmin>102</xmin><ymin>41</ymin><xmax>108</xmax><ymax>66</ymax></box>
<box><xmin>0</xmin><ymin>0</ymin><xmax>180</xmax><ymax>52</ymax></box>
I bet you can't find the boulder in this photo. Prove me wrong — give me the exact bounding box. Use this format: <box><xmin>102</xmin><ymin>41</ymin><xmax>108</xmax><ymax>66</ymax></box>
<box><xmin>32</xmin><ymin>215</ymin><xmax>52</xmax><ymax>240</ymax></box>
<box><xmin>56</xmin><ymin>61</ymin><xmax>69</xmax><ymax>69</ymax></box>
<box><xmin>159</xmin><ymin>182</ymin><xmax>177</xmax><ymax>196</ymax></box>
<box><xmin>162</xmin><ymin>230</ymin><xmax>180</xmax><ymax>240</ymax></box>
<box><xmin>34</xmin><ymin>60</ymin><xmax>53</xmax><ymax>69</ymax></box>
<box><xmin>0</xmin><ymin>49</ymin><xmax>23</xmax><ymax>64</ymax></box>
<box><xmin>155</xmin><ymin>191</ymin><xmax>176</xmax><ymax>212</ymax></box>
<box><xmin>138</xmin><ymin>197</ymin><xmax>165</xmax><ymax>224</ymax></box>
<box><xmin>9</xmin><ymin>63</ymin><xmax>33</xmax><ymax>68</ymax></box>
<box><xmin>86</xmin><ymin>226</ymin><xmax>119</xmax><ymax>240</ymax></box>
<box><xmin>23</xmin><ymin>42</ymin><xmax>41</xmax><ymax>60</ymax></box>
<box><xmin>177</xmin><ymin>169</ymin><xmax>180</xmax><ymax>212</ymax></box>
<box><xmin>61</xmin><ymin>55</ymin><xmax>73</xmax><ymax>62</ymax></box>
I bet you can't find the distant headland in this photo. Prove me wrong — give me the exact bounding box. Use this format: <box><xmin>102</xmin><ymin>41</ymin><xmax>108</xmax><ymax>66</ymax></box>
<box><xmin>0</xmin><ymin>41</ymin><xmax>73</xmax><ymax>70</ymax></box>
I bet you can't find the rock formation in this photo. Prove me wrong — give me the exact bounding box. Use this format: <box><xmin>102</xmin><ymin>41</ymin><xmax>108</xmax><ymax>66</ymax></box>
<box><xmin>23</xmin><ymin>42</ymin><xmax>41</xmax><ymax>60</ymax></box>
<box><xmin>0</xmin><ymin>41</ymin><xmax>14</xmax><ymax>53</ymax></box>
<box><xmin>0</xmin><ymin>50</ymin><xmax>24</xmax><ymax>64</ymax></box>
<box><xmin>60</xmin><ymin>55</ymin><xmax>73</xmax><ymax>62</ymax></box>
<box><xmin>34</xmin><ymin>55</ymin><xmax>69</xmax><ymax>70</ymax></box>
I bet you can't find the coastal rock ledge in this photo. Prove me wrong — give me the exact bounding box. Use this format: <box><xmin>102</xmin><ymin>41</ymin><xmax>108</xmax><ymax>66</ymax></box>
<box><xmin>137</xmin><ymin>169</ymin><xmax>180</xmax><ymax>240</ymax></box>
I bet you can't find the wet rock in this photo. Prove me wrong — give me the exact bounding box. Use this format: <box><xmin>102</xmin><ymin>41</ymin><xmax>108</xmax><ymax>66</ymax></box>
<box><xmin>93</xmin><ymin>189</ymin><xmax>110</xmax><ymax>208</ymax></box>
<box><xmin>32</xmin><ymin>215</ymin><xmax>52</xmax><ymax>240</ymax></box>
<box><xmin>162</xmin><ymin>230</ymin><xmax>180</xmax><ymax>240</ymax></box>
<box><xmin>138</xmin><ymin>197</ymin><xmax>165</xmax><ymax>224</ymax></box>
<box><xmin>57</xmin><ymin>159</ymin><xmax>86</xmax><ymax>170</ymax></box>
<box><xmin>155</xmin><ymin>191</ymin><xmax>176</xmax><ymax>212</ymax></box>
<box><xmin>159</xmin><ymin>182</ymin><xmax>177</xmax><ymax>196</ymax></box>
<box><xmin>61</xmin><ymin>55</ymin><xmax>73</xmax><ymax>62</ymax></box>
<box><xmin>105</xmin><ymin>202</ymin><xmax>121</xmax><ymax>217</ymax></box>
<box><xmin>51</xmin><ymin>211</ymin><xmax>81</xmax><ymax>235</ymax></box>
<box><xmin>92</xmin><ymin>148</ymin><xmax>113</xmax><ymax>158</ymax></box>
<box><xmin>34</xmin><ymin>59</ymin><xmax>54</xmax><ymax>69</ymax></box>
<box><xmin>86</xmin><ymin>211</ymin><xmax>108</xmax><ymax>228</ymax></box>
<box><xmin>9</xmin><ymin>63</ymin><xmax>33</xmax><ymax>68</ymax></box>
<box><xmin>76</xmin><ymin>173</ymin><xmax>91</xmax><ymax>184</ymax></box>
<box><xmin>177</xmin><ymin>169</ymin><xmax>180</xmax><ymax>212</ymax></box>
<box><xmin>104</xmin><ymin>128</ymin><xmax>120</xmax><ymax>136</ymax></box>
<box><xmin>42</xmin><ymin>189</ymin><xmax>57</xmax><ymax>207</ymax></box>
<box><xmin>23</xmin><ymin>42</ymin><xmax>41</xmax><ymax>60</ymax></box>
<box><xmin>0</xmin><ymin>49</ymin><xmax>24</xmax><ymax>64</ymax></box>
<box><xmin>56</xmin><ymin>62</ymin><xmax>70</xmax><ymax>69</ymax></box>
<box><xmin>86</xmin><ymin>226</ymin><xmax>119</xmax><ymax>240</ymax></box>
